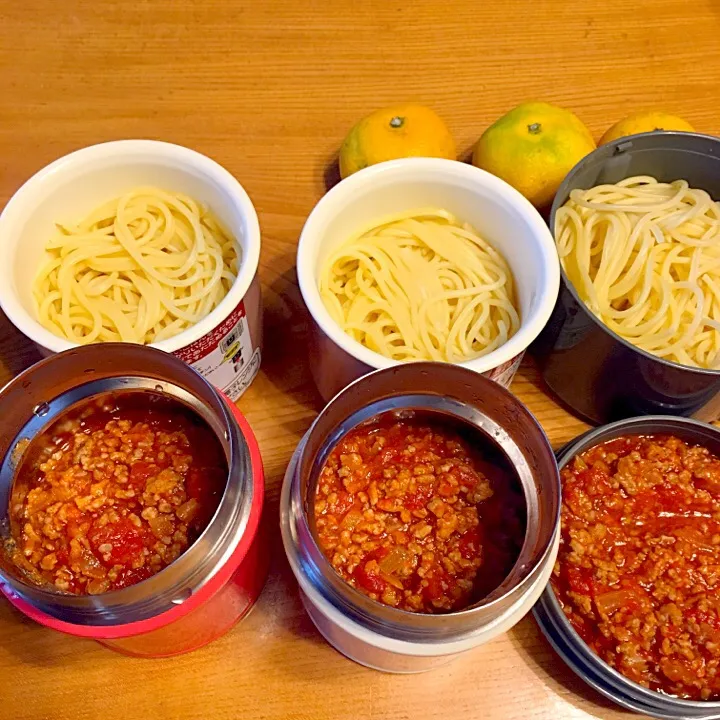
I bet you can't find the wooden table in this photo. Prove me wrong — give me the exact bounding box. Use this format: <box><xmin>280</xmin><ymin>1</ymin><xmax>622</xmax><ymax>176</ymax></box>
<box><xmin>1</xmin><ymin>1</ymin><xmax>719</xmax><ymax>718</ymax></box>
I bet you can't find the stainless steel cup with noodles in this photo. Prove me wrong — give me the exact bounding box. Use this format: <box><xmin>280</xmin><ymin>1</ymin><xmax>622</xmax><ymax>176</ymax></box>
<box><xmin>533</xmin><ymin>131</ymin><xmax>720</xmax><ymax>424</ymax></box>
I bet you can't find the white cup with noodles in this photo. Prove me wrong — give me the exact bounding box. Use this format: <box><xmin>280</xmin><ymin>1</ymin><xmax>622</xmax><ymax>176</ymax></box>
<box><xmin>297</xmin><ymin>157</ymin><xmax>560</xmax><ymax>401</ymax></box>
<box><xmin>0</xmin><ymin>140</ymin><xmax>263</xmax><ymax>401</ymax></box>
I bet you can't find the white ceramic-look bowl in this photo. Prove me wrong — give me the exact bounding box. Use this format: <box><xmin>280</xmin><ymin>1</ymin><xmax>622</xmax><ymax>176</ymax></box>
<box><xmin>0</xmin><ymin>140</ymin><xmax>263</xmax><ymax>399</ymax></box>
<box><xmin>297</xmin><ymin>157</ymin><xmax>560</xmax><ymax>401</ymax></box>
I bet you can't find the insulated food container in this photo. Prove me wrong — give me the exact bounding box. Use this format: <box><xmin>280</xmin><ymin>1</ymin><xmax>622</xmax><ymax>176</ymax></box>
<box><xmin>281</xmin><ymin>362</ymin><xmax>561</xmax><ymax>672</ymax></box>
<box><xmin>534</xmin><ymin>415</ymin><xmax>720</xmax><ymax>719</ymax></box>
<box><xmin>534</xmin><ymin>132</ymin><xmax>720</xmax><ymax>424</ymax></box>
<box><xmin>0</xmin><ymin>140</ymin><xmax>263</xmax><ymax>401</ymax></box>
<box><xmin>0</xmin><ymin>344</ymin><xmax>267</xmax><ymax>657</ymax></box>
<box><xmin>296</xmin><ymin>157</ymin><xmax>560</xmax><ymax>401</ymax></box>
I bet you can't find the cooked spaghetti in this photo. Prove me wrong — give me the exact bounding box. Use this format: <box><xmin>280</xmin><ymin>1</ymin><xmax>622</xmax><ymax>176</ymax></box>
<box><xmin>33</xmin><ymin>187</ymin><xmax>239</xmax><ymax>344</ymax></box>
<box><xmin>319</xmin><ymin>209</ymin><xmax>520</xmax><ymax>363</ymax></box>
<box><xmin>556</xmin><ymin>176</ymin><xmax>720</xmax><ymax>369</ymax></box>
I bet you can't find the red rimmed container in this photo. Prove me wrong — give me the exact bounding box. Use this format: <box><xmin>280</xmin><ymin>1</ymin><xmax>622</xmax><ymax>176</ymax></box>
<box><xmin>0</xmin><ymin>344</ymin><xmax>268</xmax><ymax>657</ymax></box>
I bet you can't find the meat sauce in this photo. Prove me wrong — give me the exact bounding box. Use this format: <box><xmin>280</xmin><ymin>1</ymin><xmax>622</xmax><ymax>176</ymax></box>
<box><xmin>554</xmin><ymin>434</ymin><xmax>720</xmax><ymax>700</ymax></box>
<box><xmin>314</xmin><ymin>416</ymin><xmax>526</xmax><ymax>613</ymax></box>
<box><xmin>6</xmin><ymin>391</ymin><xmax>227</xmax><ymax>595</ymax></box>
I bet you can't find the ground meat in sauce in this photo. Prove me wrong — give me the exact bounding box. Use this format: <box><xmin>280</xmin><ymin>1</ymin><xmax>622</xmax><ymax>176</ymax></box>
<box><xmin>314</xmin><ymin>417</ymin><xmax>526</xmax><ymax>614</ymax></box>
<box><xmin>553</xmin><ymin>434</ymin><xmax>720</xmax><ymax>700</ymax></box>
<box><xmin>6</xmin><ymin>392</ymin><xmax>227</xmax><ymax>595</ymax></box>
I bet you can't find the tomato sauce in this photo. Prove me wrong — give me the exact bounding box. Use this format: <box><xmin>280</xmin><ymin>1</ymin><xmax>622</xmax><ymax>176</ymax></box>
<box><xmin>554</xmin><ymin>434</ymin><xmax>720</xmax><ymax>700</ymax></box>
<box><xmin>313</xmin><ymin>415</ymin><xmax>526</xmax><ymax>614</ymax></box>
<box><xmin>6</xmin><ymin>391</ymin><xmax>227</xmax><ymax>595</ymax></box>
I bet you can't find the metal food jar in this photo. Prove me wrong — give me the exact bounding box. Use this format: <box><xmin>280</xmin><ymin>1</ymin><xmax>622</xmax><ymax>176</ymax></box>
<box><xmin>533</xmin><ymin>132</ymin><xmax>720</xmax><ymax>424</ymax></box>
<box><xmin>534</xmin><ymin>416</ymin><xmax>720</xmax><ymax>719</ymax></box>
<box><xmin>281</xmin><ymin>362</ymin><xmax>561</xmax><ymax>672</ymax></box>
<box><xmin>0</xmin><ymin>344</ymin><xmax>268</xmax><ymax>657</ymax></box>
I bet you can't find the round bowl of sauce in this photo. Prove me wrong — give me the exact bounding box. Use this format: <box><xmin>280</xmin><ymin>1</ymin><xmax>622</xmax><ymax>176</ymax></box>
<box><xmin>313</xmin><ymin>414</ymin><xmax>527</xmax><ymax>615</ymax></box>
<box><xmin>280</xmin><ymin>362</ymin><xmax>560</xmax><ymax>673</ymax></box>
<box><xmin>534</xmin><ymin>416</ymin><xmax>720</xmax><ymax>718</ymax></box>
<box><xmin>0</xmin><ymin>343</ymin><xmax>267</xmax><ymax>657</ymax></box>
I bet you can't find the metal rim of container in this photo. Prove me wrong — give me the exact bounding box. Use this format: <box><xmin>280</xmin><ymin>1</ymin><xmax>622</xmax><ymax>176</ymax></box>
<box><xmin>533</xmin><ymin>414</ymin><xmax>720</xmax><ymax>714</ymax></box>
<box><xmin>549</xmin><ymin>130</ymin><xmax>720</xmax><ymax>378</ymax></box>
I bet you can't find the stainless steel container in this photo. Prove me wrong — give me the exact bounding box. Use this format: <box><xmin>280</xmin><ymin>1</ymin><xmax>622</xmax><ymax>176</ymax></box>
<box><xmin>0</xmin><ymin>344</ymin><xmax>267</xmax><ymax>657</ymax></box>
<box><xmin>281</xmin><ymin>362</ymin><xmax>561</xmax><ymax>672</ymax></box>
<box><xmin>533</xmin><ymin>416</ymin><xmax>720</xmax><ymax>719</ymax></box>
<box><xmin>533</xmin><ymin>132</ymin><xmax>720</xmax><ymax>424</ymax></box>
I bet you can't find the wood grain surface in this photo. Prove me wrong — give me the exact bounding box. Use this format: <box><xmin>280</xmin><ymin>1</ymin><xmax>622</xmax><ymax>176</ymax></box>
<box><xmin>1</xmin><ymin>1</ymin><xmax>720</xmax><ymax>718</ymax></box>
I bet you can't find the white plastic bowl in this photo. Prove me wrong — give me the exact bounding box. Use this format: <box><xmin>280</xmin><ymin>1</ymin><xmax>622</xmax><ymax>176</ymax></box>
<box><xmin>0</xmin><ymin>140</ymin><xmax>263</xmax><ymax>400</ymax></box>
<box><xmin>297</xmin><ymin>157</ymin><xmax>560</xmax><ymax>400</ymax></box>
